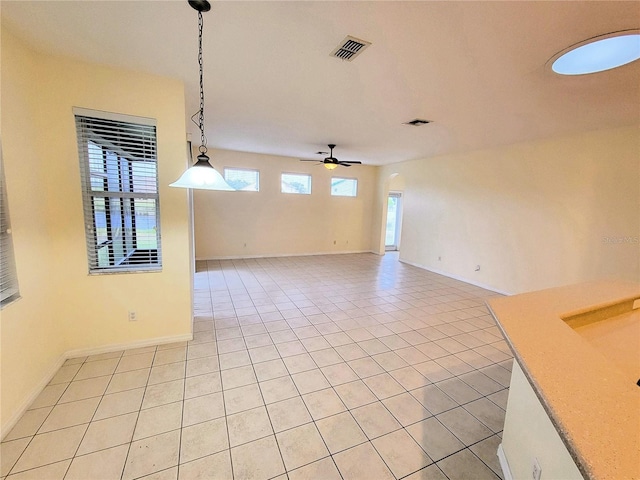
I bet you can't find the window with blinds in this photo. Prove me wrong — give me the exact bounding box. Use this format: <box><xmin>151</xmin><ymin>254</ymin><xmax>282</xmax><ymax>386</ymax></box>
<box><xmin>281</xmin><ymin>173</ymin><xmax>312</xmax><ymax>194</ymax></box>
<box><xmin>224</xmin><ymin>167</ymin><xmax>259</xmax><ymax>192</ymax></box>
<box><xmin>0</xmin><ymin>146</ymin><xmax>20</xmax><ymax>307</ymax></box>
<box><xmin>331</xmin><ymin>177</ymin><xmax>358</xmax><ymax>197</ymax></box>
<box><xmin>75</xmin><ymin>110</ymin><xmax>161</xmax><ymax>273</ymax></box>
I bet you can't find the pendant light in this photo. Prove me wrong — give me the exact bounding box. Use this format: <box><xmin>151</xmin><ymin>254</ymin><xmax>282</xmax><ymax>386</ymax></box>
<box><xmin>170</xmin><ymin>0</ymin><xmax>234</xmax><ymax>191</ymax></box>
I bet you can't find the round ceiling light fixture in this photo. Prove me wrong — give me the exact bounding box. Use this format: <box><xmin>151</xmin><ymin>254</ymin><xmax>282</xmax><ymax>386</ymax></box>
<box><xmin>550</xmin><ymin>30</ymin><xmax>640</xmax><ymax>75</ymax></box>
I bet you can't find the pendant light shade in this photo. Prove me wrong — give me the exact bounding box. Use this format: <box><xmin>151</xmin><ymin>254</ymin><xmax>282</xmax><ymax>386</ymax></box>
<box><xmin>170</xmin><ymin>0</ymin><xmax>234</xmax><ymax>191</ymax></box>
<box><xmin>170</xmin><ymin>153</ymin><xmax>234</xmax><ymax>190</ymax></box>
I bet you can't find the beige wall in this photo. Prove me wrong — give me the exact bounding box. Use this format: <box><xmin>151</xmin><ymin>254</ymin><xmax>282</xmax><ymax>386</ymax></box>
<box><xmin>377</xmin><ymin>126</ymin><xmax>640</xmax><ymax>294</ymax></box>
<box><xmin>1</xmin><ymin>27</ymin><xmax>192</xmax><ymax>434</ymax></box>
<box><xmin>194</xmin><ymin>149</ymin><xmax>378</xmax><ymax>259</ymax></box>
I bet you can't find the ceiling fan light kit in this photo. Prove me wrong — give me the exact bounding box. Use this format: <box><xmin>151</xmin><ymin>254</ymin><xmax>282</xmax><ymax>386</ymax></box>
<box><xmin>300</xmin><ymin>144</ymin><xmax>362</xmax><ymax>169</ymax></box>
<box><xmin>170</xmin><ymin>0</ymin><xmax>234</xmax><ymax>191</ymax></box>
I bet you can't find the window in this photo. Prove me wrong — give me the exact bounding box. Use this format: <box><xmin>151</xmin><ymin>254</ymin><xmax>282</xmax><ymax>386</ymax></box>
<box><xmin>75</xmin><ymin>110</ymin><xmax>161</xmax><ymax>273</ymax></box>
<box><xmin>224</xmin><ymin>168</ymin><xmax>259</xmax><ymax>191</ymax></box>
<box><xmin>0</xmin><ymin>147</ymin><xmax>19</xmax><ymax>307</ymax></box>
<box><xmin>281</xmin><ymin>173</ymin><xmax>311</xmax><ymax>195</ymax></box>
<box><xmin>331</xmin><ymin>177</ymin><xmax>358</xmax><ymax>197</ymax></box>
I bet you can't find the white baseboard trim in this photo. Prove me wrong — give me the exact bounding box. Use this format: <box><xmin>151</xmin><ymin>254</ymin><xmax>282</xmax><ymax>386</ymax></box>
<box><xmin>64</xmin><ymin>333</ymin><xmax>193</xmax><ymax>359</ymax></box>
<box><xmin>497</xmin><ymin>443</ymin><xmax>514</xmax><ymax>480</ymax></box>
<box><xmin>398</xmin><ymin>258</ymin><xmax>512</xmax><ymax>296</ymax></box>
<box><xmin>197</xmin><ymin>250</ymin><xmax>373</xmax><ymax>261</ymax></box>
<box><xmin>1</xmin><ymin>353</ymin><xmax>66</xmax><ymax>441</ymax></box>
<box><xmin>1</xmin><ymin>332</ymin><xmax>192</xmax><ymax>440</ymax></box>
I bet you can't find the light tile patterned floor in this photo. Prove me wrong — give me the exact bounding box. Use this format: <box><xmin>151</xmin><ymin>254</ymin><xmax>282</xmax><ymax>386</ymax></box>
<box><xmin>1</xmin><ymin>253</ymin><xmax>513</xmax><ymax>480</ymax></box>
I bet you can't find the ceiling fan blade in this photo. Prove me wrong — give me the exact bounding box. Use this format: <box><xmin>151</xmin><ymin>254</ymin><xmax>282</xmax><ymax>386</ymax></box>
<box><xmin>300</xmin><ymin>159</ymin><xmax>321</xmax><ymax>162</ymax></box>
<box><xmin>340</xmin><ymin>161</ymin><xmax>362</xmax><ymax>164</ymax></box>
<box><xmin>316</xmin><ymin>151</ymin><xmax>329</xmax><ymax>155</ymax></box>
<box><xmin>339</xmin><ymin>163</ymin><xmax>351</xmax><ymax>167</ymax></box>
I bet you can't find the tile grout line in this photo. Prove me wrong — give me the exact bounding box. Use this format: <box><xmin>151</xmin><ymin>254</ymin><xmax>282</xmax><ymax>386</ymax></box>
<box><xmin>237</xmin><ymin>260</ymin><xmax>348</xmax><ymax>480</ymax></box>
<box><xmin>214</xmin><ymin>265</ymin><xmax>237</xmax><ymax>480</ymax></box>
<box><xmin>68</xmin><ymin>350</ymin><xmax>126</xmax><ymax>480</ymax></box>
<box><xmin>118</xmin><ymin>346</ymin><xmax>157</xmax><ymax>480</ymax></box>
<box><xmin>174</xmin><ymin>341</ymin><xmax>190</xmax><ymax>479</ymax></box>
<box><xmin>232</xmin><ymin>260</ymin><xmax>301</xmax><ymax>480</ymax></box>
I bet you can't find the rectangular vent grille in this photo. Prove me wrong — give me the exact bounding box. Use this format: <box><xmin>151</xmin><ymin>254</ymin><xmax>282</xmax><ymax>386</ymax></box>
<box><xmin>331</xmin><ymin>36</ymin><xmax>371</xmax><ymax>61</ymax></box>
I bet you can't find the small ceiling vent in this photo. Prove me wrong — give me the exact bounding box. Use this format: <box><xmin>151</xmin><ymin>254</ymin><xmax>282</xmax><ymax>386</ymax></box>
<box><xmin>403</xmin><ymin>119</ymin><xmax>432</xmax><ymax>126</ymax></box>
<box><xmin>331</xmin><ymin>36</ymin><xmax>371</xmax><ymax>61</ymax></box>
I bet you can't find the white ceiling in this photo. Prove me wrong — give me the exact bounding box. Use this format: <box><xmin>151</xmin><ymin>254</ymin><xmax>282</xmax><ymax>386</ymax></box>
<box><xmin>2</xmin><ymin>1</ymin><xmax>639</xmax><ymax>165</ymax></box>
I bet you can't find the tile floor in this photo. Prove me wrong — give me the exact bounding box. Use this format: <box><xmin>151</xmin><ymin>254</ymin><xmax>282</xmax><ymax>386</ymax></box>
<box><xmin>1</xmin><ymin>253</ymin><xmax>513</xmax><ymax>480</ymax></box>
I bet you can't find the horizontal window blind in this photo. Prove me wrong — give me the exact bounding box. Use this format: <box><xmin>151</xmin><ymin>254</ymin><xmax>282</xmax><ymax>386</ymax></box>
<box><xmin>75</xmin><ymin>113</ymin><xmax>162</xmax><ymax>273</ymax></box>
<box><xmin>331</xmin><ymin>177</ymin><xmax>358</xmax><ymax>197</ymax></box>
<box><xmin>0</xmin><ymin>147</ymin><xmax>20</xmax><ymax>306</ymax></box>
<box><xmin>224</xmin><ymin>168</ymin><xmax>259</xmax><ymax>192</ymax></box>
<box><xmin>281</xmin><ymin>173</ymin><xmax>312</xmax><ymax>194</ymax></box>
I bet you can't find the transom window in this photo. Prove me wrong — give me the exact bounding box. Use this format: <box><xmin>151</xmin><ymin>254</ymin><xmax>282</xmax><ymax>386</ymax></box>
<box><xmin>281</xmin><ymin>173</ymin><xmax>312</xmax><ymax>195</ymax></box>
<box><xmin>224</xmin><ymin>167</ymin><xmax>259</xmax><ymax>192</ymax></box>
<box><xmin>331</xmin><ymin>177</ymin><xmax>358</xmax><ymax>197</ymax></box>
<box><xmin>75</xmin><ymin>110</ymin><xmax>161</xmax><ymax>273</ymax></box>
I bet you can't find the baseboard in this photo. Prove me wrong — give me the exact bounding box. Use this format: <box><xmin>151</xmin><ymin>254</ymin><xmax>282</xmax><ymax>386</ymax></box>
<box><xmin>398</xmin><ymin>258</ymin><xmax>512</xmax><ymax>296</ymax></box>
<box><xmin>1</xmin><ymin>332</ymin><xmax>192</xmax><ymax>440</ymax></box>
<box><xmin>497</xmin><ymin>443</ymin><xmax>514</xmax><ymax>480</ymax></box>
<box><xmin>64</xmin><ymin>333</ymin><xmax>193</xmax><ymax>359</ymax></box>
<box><xmin>1</xmin><ymin>353</ymin><xmax>66</xmax><ymax>441</ymax></box>
<box><xmin>197</xmin><ymin>250</ymin><xmax>373</xmax><ymax>261</ymax></box>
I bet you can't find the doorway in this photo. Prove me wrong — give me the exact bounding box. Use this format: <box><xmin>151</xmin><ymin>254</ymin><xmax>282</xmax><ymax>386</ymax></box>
<box><xmin>385</xmin><ymin>192</ymin><xmax>402</xmax><ymax>251</ymax></box>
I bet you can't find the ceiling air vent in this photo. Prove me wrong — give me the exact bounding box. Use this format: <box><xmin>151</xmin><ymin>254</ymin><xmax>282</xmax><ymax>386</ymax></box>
<box><xmin>403</xmin><ymin>119</ymin><xmax>432</xmax><ymax>126</ymax></box>
<box><xmin>331</xmin><ymin>36</ymin><xmax>371</xmax><ymax>61</ymax></box>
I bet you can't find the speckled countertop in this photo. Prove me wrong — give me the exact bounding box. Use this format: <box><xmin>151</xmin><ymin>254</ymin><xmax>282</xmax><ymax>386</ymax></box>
<box><xmin>487</xmin><ymin>280</ymin><xmax>640</xmax><ymax>480</ymax></box>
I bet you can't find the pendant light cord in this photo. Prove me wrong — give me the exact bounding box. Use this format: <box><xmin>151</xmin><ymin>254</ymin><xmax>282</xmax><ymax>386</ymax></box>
<box><xmin>191</xmin><ymin>10</ymin><xmax>208</xmax><ymax>155</ymax></box>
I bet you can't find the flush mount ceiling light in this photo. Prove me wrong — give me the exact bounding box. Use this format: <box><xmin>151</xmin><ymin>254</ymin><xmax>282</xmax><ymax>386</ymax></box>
<box><xmin>170</xmin><ymin>0</ymin><xmax>234</xmax><ymax>191</ymax></box>
<box><xmin>550</xmin><ymin>30</ymin><xmax>640</xmax><ymax>75</ymax></box>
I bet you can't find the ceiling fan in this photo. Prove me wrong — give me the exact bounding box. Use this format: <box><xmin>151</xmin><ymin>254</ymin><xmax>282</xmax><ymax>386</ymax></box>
<box><xmin>300</xmin><ymin>144</ymin><xmax>362</xmax><ymax>170</ymax></box>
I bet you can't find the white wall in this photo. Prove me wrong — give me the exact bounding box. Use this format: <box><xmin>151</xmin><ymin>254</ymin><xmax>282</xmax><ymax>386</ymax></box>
<box><xmin>377</xmin><ymin>126</ymin><xmax>640</xmax><ymax>294</ymax></box>
<box><xmin>194</xmin><ymin>149</ymin><xmax>378</xmax><ymax>259</ymax></box>
<box><xmin>501</xmin><ymin>362</ymin><xmax>584</xmax><ymax>480</ymax></box>
<box><xmin>1</xmin><ymin>26</ymin><xmax>192</xmax><ymax>434</ymax></box>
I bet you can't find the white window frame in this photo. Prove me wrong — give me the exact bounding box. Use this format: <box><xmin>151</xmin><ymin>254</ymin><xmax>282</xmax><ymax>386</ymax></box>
<box><xmin>331</xmin><ymin>177</ymin><xmax>358</xmax><ymax>197</ymax></box>
<box><xmin>281</xmin><ymin>172</ymin><xmax>312</xmax><ymax>195</ymax></box>
<box><xmin>0</xmin><ymin>145</ymin><xmax>20</xmax><ymax>307</ymax></box>
<box><xmin>224</xmin><ymin>167</ymin><xmax>260</xmax><ymax>192</ymax></box>
<box><xmin>74</xmin><ymin>108</ymin><xmax>162</xmax><ymax>274</ymax></box>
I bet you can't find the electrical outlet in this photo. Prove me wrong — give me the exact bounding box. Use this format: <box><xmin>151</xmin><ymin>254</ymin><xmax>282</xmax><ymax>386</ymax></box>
<box><xmin>128</xmin><ymin>311</ymin><xmax>137</xmax><ymax>322</ymax></box>
<box><xmin>532</xmin><ymin>457</ymin><xmax>542</xmax><ymax>480</ymax></box>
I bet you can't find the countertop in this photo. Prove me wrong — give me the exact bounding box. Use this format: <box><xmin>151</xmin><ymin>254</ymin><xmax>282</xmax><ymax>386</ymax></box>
<box><xmin>487</xmin><ymin>280</ymin><xmax>640</xmax><ymax>480</ymax></box>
